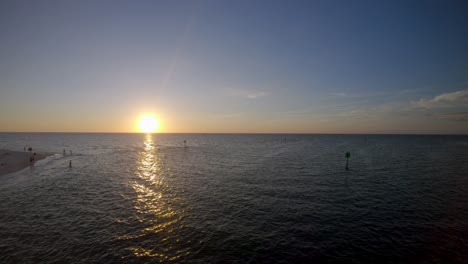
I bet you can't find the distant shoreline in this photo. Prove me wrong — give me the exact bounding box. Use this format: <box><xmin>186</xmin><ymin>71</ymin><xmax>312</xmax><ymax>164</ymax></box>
<box><xmin>0</xmin><ymin>149</ymin><xmax>52</xmax><ymax>176</ymax></box>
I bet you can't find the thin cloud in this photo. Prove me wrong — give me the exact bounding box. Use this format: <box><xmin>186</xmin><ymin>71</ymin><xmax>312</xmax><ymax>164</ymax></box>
<box><xmin>226</xmin><ymin>88</ymin><xmax>269</xmax><ymax>99</ymax></box>
<box><xmin>212</xmin><ymin>112</ymin><xmax>243</xmax><ymax>119</ymax></box>
<box><xmin>330</xmin><ymin>92</ymin><xmax>347</xmax><ymax>97</ymax></box>
<box><xmin>412</xmin><ymin>89</ymin><xmax>468</xmax><ymax>109</ymax></box>
<box><xmin>329</xmin><ymin>92</ymin><xmax>365</xmax><ymax>98</ymax></box>
<box><xmin>437</xmin><ymin>111</ymin><xmax>468</xmax><ymax>122</ymax></box>
<box><xmin>246</xmin><ymin>91</ymin><xmax>268</xmax><ymax>99</ymax></box>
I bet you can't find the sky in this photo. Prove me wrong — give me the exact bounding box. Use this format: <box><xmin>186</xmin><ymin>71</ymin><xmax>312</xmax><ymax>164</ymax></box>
<box><xmin>0</xmin><ymin>0</ymin><xmax>467</xmax><ymax>134</ymax></box>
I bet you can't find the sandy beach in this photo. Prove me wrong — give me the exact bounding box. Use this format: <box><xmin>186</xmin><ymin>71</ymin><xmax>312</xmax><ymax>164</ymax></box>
<box><xmin>0</xmin><ymin>149</ymin><xmax>51</xmax><ymax>176</ymax></box>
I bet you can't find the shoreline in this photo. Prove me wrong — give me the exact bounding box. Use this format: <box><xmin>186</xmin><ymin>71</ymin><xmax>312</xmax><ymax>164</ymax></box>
<box><xmin>0</xmin><ymin>149</ymin><xmax>52</xmax><ymax>176</ymax></box>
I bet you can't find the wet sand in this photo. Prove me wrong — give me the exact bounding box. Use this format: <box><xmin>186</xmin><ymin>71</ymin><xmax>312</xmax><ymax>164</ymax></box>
<box><xmin>0</xmin><ymin>150</ymin><xmax>52</xmax><ymax>176</ymax></box>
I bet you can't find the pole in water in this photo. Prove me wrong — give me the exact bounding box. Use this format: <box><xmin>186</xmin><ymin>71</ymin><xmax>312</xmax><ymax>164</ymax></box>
<box><xmin>345</xmin><ymin>152</ymin><xmax>350</xmax><ymax>170</ymax></box>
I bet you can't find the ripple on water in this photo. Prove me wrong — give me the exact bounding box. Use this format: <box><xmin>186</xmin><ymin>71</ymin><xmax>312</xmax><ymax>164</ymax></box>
<box><xmin>0</xmin><ymin>134</ymin><xmax>468</xmax><ymax>263</ymax></box>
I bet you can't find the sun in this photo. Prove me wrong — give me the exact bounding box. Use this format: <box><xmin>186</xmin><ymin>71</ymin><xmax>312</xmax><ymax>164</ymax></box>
<box><xmin>139</xmin><ymin>115</ymin><xmax>159</xmax><ymax>133</ymax></box>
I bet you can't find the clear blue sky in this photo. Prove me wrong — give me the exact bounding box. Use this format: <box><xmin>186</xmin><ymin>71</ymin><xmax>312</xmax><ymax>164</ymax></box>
<box><xmin>1</xmin><ymin>0</ymin><xmax>467</xmax><ymax>133</ymax></box>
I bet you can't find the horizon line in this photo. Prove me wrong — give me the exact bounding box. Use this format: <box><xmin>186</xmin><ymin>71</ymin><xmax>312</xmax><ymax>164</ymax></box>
<box><xmin>0</xmin><ymin>132</ymin><xmax>467</xmax><ymax>136</ymax></box>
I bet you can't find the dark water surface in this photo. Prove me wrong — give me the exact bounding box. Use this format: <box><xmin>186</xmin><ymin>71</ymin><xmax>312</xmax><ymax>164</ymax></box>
<box><xmin>1</xmin><ymin>133</ymin><xmax>468</xmax><ymax>263</ymax></box>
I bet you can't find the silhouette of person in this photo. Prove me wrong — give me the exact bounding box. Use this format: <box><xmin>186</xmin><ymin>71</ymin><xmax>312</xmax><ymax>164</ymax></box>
<box><xmin>69</xmin><ymin>160</ymin><xmax>72</xmax><ymax>168</ymax></box>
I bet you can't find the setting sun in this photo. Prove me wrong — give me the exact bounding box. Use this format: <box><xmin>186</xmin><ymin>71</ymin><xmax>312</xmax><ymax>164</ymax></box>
<box><xmin>139</xmin><ymin>115</ymin><xmax>159</xmax><ymax>133</ymax></box>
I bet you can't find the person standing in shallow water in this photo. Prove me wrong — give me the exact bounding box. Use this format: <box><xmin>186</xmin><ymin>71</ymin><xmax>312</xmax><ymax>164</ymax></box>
<box><xmin>29</xmin><ymin>154</ymin><xmax>35</xmax><ymax>168</ymax></box>
<box><xmin>69</xmin><ymin>160</ymin><xmax>72</xmax><ymax>168</ymax></box>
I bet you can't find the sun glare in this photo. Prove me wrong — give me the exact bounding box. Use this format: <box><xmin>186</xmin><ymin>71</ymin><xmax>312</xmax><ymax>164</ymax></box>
<box><xmin>139</xmin><ymin>115</ymin><xmax>159</xmax><ymax>133</ymax></box>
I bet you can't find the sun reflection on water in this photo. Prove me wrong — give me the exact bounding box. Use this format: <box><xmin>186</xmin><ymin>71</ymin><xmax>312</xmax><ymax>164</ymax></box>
<box><xmin>125</xmin><ymin>134</ymin><xmax>189</xmax><ymax>261</ymax></box>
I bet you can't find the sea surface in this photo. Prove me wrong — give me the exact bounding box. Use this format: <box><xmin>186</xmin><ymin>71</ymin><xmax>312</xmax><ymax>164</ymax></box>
<box><xmin>0</xmin><ymin>133</ymin><xmax>467</xmax><ymax>263</ymax></box>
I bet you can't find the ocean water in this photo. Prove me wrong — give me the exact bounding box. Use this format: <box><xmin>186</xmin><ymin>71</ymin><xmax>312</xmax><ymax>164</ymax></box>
<box><xmin>0</xmin><ymin>133</ymin><xmax>468</xmax><ymax>263</ymax></box>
